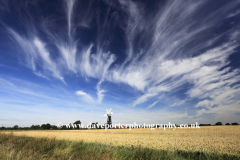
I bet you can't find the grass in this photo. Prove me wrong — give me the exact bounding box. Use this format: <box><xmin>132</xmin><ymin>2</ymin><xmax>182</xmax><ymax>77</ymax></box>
<box><xmin>2</xmin><ymin>126</ymin><xmax>240</xmax><ymax>156</ymax></box>
<box><xmin>0</xmin><ymin>132</ymin><xmax>239</xmax><ymax>160</ymax></box>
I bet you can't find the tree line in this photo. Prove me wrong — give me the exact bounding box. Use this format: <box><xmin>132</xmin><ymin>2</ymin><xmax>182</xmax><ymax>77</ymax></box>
<box><xmin>0</xmin><ymin>120</ymin><xmax>102</xmax><ymax>130</ymax></box>
<box><xmin>0</xmin><ymin>121</ymin><xmax>239</xmax><ymax>130</ymax></box>
<box><xmin>199</xmin><ymin>122</ymin><xmax>239</xmax><ymax>126</ymax></box>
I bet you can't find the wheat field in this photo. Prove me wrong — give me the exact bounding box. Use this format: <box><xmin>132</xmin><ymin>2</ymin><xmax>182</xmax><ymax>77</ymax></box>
<box><xmin>3</xmin><ymin>126</ymin><xmax>240</xmax><ymax>156</ymax></box>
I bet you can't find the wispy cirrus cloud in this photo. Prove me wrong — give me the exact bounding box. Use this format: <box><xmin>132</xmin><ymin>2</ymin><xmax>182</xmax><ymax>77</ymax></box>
<box><xmin>1</xmin><ymin>0</ymin><xmax>240</xmax><ymax>121</ymax></box>
<box><xmin>33</xmin><ymin>38</ymin><xmax>65</xmax><ymax>83</ymax></box>
<box><xmin>8</xmin><ymin>28</ymin><xmax>65</xmax><ymax>83</ymax></box>
<box><xmin>147</xmin><ymin>100</ymin><xmax>159</xmax><ymax>109</ymax></box>
<box><xmin>65</xmin><ymin>0</ymin><xmax>76</xmax><ymax>39</ymax></box>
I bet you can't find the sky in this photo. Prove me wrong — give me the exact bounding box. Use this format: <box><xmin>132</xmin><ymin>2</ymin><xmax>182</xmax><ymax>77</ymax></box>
<box><xmin>0</xmin><ymin>0</ymin><xmax>240</xmax><ymax>127</ymax></box>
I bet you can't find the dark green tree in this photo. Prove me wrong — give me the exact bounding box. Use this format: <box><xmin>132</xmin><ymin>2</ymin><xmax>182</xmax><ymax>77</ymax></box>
<box><xmin>51</xmin><ymin>125</ymin><xmax>58</xmax><ymax>129</ymax></box>
<box><xmin>91</xmin><ymin>122</ymin><xmax>99</xmax><ymax>129</ymax></box>
<box><xmin>46</xmin><ymin>123</ymin><xmax>51</xmax><ymax>129</ymax></box>
<box><xmin>96</xmin><ymin>122</ymin><xmax>99</xmax><ymax>129</ymax></box>
<box><xmin>61</xmin><ymin>125</ymin><xmax>67</xmax><ymax>130</ymax></box>
<box><xmin>91</xmin><ymin>123</ymin><xmax>96</xmax><ymax>128</ymax></box>
<box><xmin>73</xmin><ymin>120</ymin><xmax>81</xmax><ymax>129</ymax></box>
<box><xmin>0</xmin><ymin>126</ymin><xmax>5</xmax><ymax>130</ymax></box>
<box><xmin>225</xmin><ymin>123</ymin><xmax>230</xmax><ymax>125</ymax></box>
<box><xmin>68</xmin><ymin>123</ymin><xmax>73</xmax><ymax>129</ymax></box>
<box><xmin>41</xmin><ymin>124</ymin><xmax>47</xmax><ymax>129</ymax></box>
<box><xmin>215</xmin><ymin>122</ymin><xmax>222</xmax><ymax>125</ymax></box>
<box><xmin>13</xmin><ymin>125</ymin><xmax>19</xmax><ymax>129</ymax></box>
<box><xmin>232</xmin><ymin>122</ymin><xmax>239</xmax><ymax>125</ymax></box>
<box><xmin>31</xmin><ymin>125</ymin><xmax>40</xmax><ymax>129</ymax></box>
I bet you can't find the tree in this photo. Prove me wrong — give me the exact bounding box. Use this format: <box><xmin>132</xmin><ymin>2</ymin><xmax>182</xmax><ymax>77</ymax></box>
<box><xmin>0</xmin><ymin>126</ymin><xmax>5</xmax><ymax>130</ymax></box>
<box><xmin>41</xmin><ymin>123</ymin><xmax>51</xmax><ymax>129</ymax></box>
<box><xmin>96</xmin><ymin>122</ymin><xmax>99</xmax><ymax>129</ymax></box>
<box><xmin>91</xmin><ymin>123</ymin><xmax>95</xmax><ymax>128</ymax></box>
<box><xmin>61</xmin><ymin>125</ymin><xmax>67</xmax><ymax>130</ymax></box>
<box><xmin>91</xmin><ymin>122</ymin><xmax>99</xmax><ymax>129</ymax></box>
<box><xmin>215</xmin><ymin>122</ymin><xmax>222</xmax><ymax>125</ymax></box>
<box><xmin>199</xmin><ymin>124</ymin><xmax>211</xmax><ymax>126</ymax></box>
<box><xmin>13</xmin><ymin>125</ymin><xmax>19</xmax><ymax>129</ymax></box>
<box><xmin>31</xmin><ymin>125</ymin><xmax>41</xmax><ymax>130</ymax></box>
<box><xmin>46</xmin><ymin>123</ymin><xmax>51</xmax><ymax>129</ymax></box>
<box><xmin>51</xmin><ymin>125</ymin><xmax>58</xmax><ymax>129</ymax></box>
<box><xmin>68</xmin><ymin>123</ymin><xmax>73</xmax><ymax>129</ymax></box>
<box><xmin>225</xmin><ymin>123</ymin><xmax>230</xmax><ymax>125</ymax></box>
<box><xmin>232</xmin><ymin>122</ymin><xmax>239</xmax><ymax>125</ymax></box>
<box><xmin>73</xmin><ymin>120</ymin><xmax>81</xmax><ymax>129</ymax></box>
<box><xmin>41</xmin><ymin>124</ymin><xmax>47</xmax><ymax>129</ymax></box>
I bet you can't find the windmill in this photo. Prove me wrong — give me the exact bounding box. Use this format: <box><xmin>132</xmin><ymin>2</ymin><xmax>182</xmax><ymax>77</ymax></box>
<box><xmin>104</xmin><ymin>108</ymin><xmax>113</xmax><ymax>127</ymax></box>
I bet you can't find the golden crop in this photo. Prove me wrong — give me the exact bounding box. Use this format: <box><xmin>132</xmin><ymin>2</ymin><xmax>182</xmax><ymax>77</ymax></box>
<box><xmin>3</xmin><ymin>126</ymin><xmax>240</xmax><ymax>155</ymax></box>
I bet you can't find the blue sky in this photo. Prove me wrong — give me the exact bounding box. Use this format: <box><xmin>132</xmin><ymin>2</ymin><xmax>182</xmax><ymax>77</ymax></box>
<box><xmin>0</xmin><ymin>0</ymin><xmax>240</xmax><ymax>127</ymax></box>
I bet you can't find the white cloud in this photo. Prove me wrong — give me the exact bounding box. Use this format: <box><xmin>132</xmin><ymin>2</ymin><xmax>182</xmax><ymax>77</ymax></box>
<box><xmin>8</xmin><ymin>28</ymin><xmax>65</xmax><ymax>83</ymax></box>
<box><xmin>195</xmin><ymin>100</ymin><xmax>212</xmax><ymax>109</ymax></box>
<box><xmin>133</xmin><ymin>93</ymin><xmax>158</xmax><ymax>107</ymax></box>
<box><xmin>33</xmin><ymin>38</ymin><xmax>65</xmax><ymax>83</ymax></box>
<box><xmin>109</xmin><ymin>42</ymin><xmax>237</xmax><ymax>107</ymax></box>
<box><xmin>195</xmin><ymin>85</ymin><xmax>240</xmax><ymax>118</ymax></box>
<box><xmin>146</xmin><ymin>100</ymin><xmax>159</xmax><ymax>109</ymax></box>
<box><xmin>65</xmin><ymin>0</ymin><xmax>76</xmax><ymax>38</ymax></box>
<box><xmin>56</xmin><ymin>42</ymin><xmax>77</xmax><ymax>73</ymax></box>
<box><xmin>170</xmin><ymin>112</ymin><xmax>193</xmax><ymax>119</ymax></box>
<box><xmin>76</xmin><ymin>90</ymin><xmax>95</xmax><ymax>103</ymax></box>
<box><xmin>4</xmin><ymin>0</ymin><xmax>240</xmax><ymax>116</ymax></box>
<box><xmin>96</xmin><ymin>80</ymin><xmax>106</xmax><ymax>104</ymax></box>
<box><xmin>171</xmin><ymin>99</ymin><xmax>187</xmax><ymax>107</ymax></box>
<box><xmin>8</xmin><ymin>28</ymin><xmax>37</xmax><ymax>71</ymax></box>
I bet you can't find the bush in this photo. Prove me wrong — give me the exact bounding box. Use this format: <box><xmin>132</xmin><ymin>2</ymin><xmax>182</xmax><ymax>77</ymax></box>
<box><xmin>225</xmin><ymin>123</ymin><xmax>230</xmax><ymax>125</ymax></box>
<box><xmin>231</xmin><ymin>122</ymin><xmax>239</xmax><ymax>125</ymax></box>
<box><xmin>215</xmin><ymin>122</ymin><xmax>222</xmax><ymax>125</ymax></box>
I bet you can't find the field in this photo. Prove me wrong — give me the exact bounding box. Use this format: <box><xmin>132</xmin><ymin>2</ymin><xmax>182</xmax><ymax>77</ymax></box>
<box><xmin>1</xmin><ymin>126</ymin><xmax>240</xmax><ymax>159</ymax></box>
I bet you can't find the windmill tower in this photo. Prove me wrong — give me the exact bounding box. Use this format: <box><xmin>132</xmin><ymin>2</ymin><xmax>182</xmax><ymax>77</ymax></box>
<box><xmin>104</xmin><ymin>108</ymin><xmax>113</xmax><ymax>127</ymax></box>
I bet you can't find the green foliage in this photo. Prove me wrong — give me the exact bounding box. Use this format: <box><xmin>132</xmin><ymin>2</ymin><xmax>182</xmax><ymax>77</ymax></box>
<box><xmin>215</xmin><ymin>122</ymin><xmax>222</xmax><ymax>125</ymax></box>
<box><xmin>225</xmin><ymin>123</ymin><xmax>230</xmax><ymax>125</ymax></box>
<box><xmin>60</xmin><ymin>125</ymin><xmax>67</xmax><ymax>130</ymax></box>
<box><xmin>73</xmin><ymin>120</ymin><xmax>81</xmax><ymax>129</ymax></box>
<box><xmin>41</xmin><ymin>124</ymin><xmax>47</xmax><ymax>129</ymax></box>
<box><xmin>31</xmin><ymin>125</ymin><xmax>41</xmax><ymax>130</ymax></box>
<box><xmin>13</xmin><ymin>125</ymin><xmax>19</xmax><ymax>129</ymax></box>
<box><xmin>91</xmin><ymin>122</ymin><xmax>99</xmax><ymax>129</ymax></box>
<box><xmin>232</xmin><ymin>122</ymin><xmax>239</xmax><ymax>125</ymax></box>
<box><xmin>41</xmin><ymin>123</ymin><xmax>51</xmax><ymax>129</ymax></box>
<box><xmin>46</xmin><ymin>123</ymin><xmax>51</xmax><ymax>129</ymax></box>
<box><xmin>0</xmin><ymin>126</ymin><xmax>5</xmax><ymax>130</ymax></box>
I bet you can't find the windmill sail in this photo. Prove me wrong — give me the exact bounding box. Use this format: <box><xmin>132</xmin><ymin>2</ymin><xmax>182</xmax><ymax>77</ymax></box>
<box><xmin>105</xmin><ymin>108</ymin><xmax>113</xmax><ymax>128</ymax></box>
